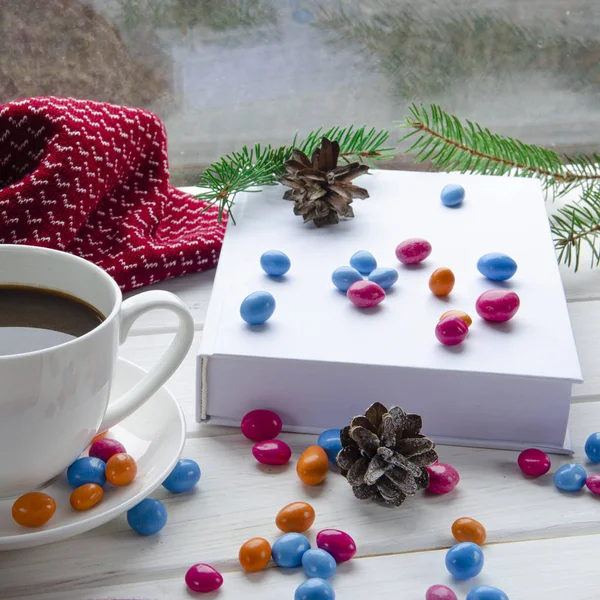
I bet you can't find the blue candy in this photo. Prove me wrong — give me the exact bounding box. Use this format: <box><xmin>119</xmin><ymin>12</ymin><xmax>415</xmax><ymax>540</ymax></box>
<box><xmin>127</xmin><ymin>498</ymin><xmax>168</xmax><ymax>536</ymax></box>
<box><xmin>585</xmin><ymin>432</ymin><xmax>600</xmax><ymax>462</ymax></box>
<box><xmin>162</xmin><ymin>458</ymin><xmax>201</xmax><ymax>493</ymax></box>
<box><xmin>553</xmin><ymin>463</ymin><xmax>587</xmax><ymax>491</ymax></box>
<box><xmin>441</xmin><ymin>183</ymin><xmax>465</xmax><ymax>207</ymax></box>
<box><xmin>240</xmin><ymin>291</ymin><xmax>276</xmax><ymax>325</ymax></box>
<box><xmin>317</xmin><ymin>429</ymin><xmax>342</xmax><ymax>464</ymax></box>
<box><xmin>466</xmin><ymin>585</ymin><xmax>509</xmax><ymax>600</ymax></box>
<box><xmin>331</xmin><ymin>266</ymin><xmax>363</xmax><ymax>292</ymax></box>
<box><xmin>67</xmin><ymin>457</ymin><xmax>106</xmax><ymax>488</ymax></box>
<box><xmin>260</xmin><ymin>250</ymin><xmax>291</xmax><ymax>277</ymax></box>
<box><xmin>445</xmin><ymin>542</ymin><xmax>484</xmax><ymax>580</ymax></box>
<box><xmin>302</xmin><ymin>548</ymin><xmax>337</xmax><ymax>579</ymax></box>
<box><xmin>477</xmin><ymin>253</ymin><xmax>518</xmax><ymax>281</ymax></box>
<box><xmin>349</xmin><ymin>250</ymin><xmax>377</xmax><ymax>275</ymax></box>
<box><xmin>367</xmin><ymin>267</ymin><xmax>398</xmax><ymax>289</ymax></box>
<box><xmin>295</xmin><ymin>578</ymin><xmax>335</xmax><ymax>600</ymax></box>
<box><xmin>272</xmin><ymin>533</ymin><xmax>310</xmax><ymax>568</ymax></box>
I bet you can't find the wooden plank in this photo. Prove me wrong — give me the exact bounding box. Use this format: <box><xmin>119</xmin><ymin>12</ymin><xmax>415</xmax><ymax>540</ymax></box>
<box><xmin>3</xmin><ymin>400</ymin><xmax>600</xmax><ymax>597</ymax></box>
<box><xmin>15</xmin><ymin>533</ymin><xmax>600</xmax><ymax>600</ymax></box>
<box><xmin>568</xmin><ymin>300</ymin><xmax>600</xmax><ymax>399</ymax></box>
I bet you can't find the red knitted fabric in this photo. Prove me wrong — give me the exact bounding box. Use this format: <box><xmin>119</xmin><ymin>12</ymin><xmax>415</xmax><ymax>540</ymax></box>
<box><xmin>0</xmin><ymin>97</ymin><xmax>226</xmax><ymax>291</ymax></box>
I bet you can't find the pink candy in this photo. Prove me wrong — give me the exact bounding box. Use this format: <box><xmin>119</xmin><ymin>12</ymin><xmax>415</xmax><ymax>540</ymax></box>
<box><xmin>586</xmin><ymin>474</ymin><xmax>600</xmax><ymax>495</ymax></box>
<box><xmin>316</xmin><ymin>528</ymin><xmax>357</xmax><ymax>563</ymax></box>
<box><xmin>185</xmin><ymin>563</ymin><xmax>223</xmax><ymax>593</ymax></box>
<box><xmin>88</xmin><ymin>438</ymin><xmax>126</xmax><ymax>463</ymax></box>
<box><xmin>241</xmin><ymin>409</ymin><xmax>282</xmax><ymax>442</ymax></box>
<box><xmin>426</xmin><ymin>463</ymin><xmax>460</xmax><ymax>494</ymax></box>
<box><xmin>426</xmin><ymin>585</ymin><xmax>458</xmax><ymax>600</ymax></box>
<box><xmin>435</xmin><ymin>317</ymin><xmax>468</xmax><ymax>346</ymax></box>
<box><xmin>395</xmin><ymin>238</ymin><xmax>432</xmax><ymax>265</ymax></box>
<box><xmin>517</xmin><ymin>448</ymin><xmax>551</xmax><ymax>477</ymax></box>
<box><xmin>251</xmin><ymin>439</ymin><xmax>292</xmax><ymax>465</ymax></box>
<box><xmin>347</xmin><ymin>280</ymin><xmax>385</xmax><ymax>308</ymax></box>
<box><xmin>476</xmin><ymin>289</ymin><xmax>520</xmax><ymax>322</ymax></box>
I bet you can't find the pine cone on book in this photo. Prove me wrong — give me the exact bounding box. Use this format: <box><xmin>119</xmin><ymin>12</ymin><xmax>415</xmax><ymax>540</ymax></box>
<box><xmin>279</xmin><ymin>137</ymin><xmax>369</xmax><ymax>227</ymax></box>
<box><xmin>336</xmin><ymin>402</ymin><xmax>438</xmax><ymax>507</ymax></box>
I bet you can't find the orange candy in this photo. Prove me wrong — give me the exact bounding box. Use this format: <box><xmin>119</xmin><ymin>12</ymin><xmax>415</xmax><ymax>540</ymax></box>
<box><xmin>296</xmin><ymin>445</ymin><xmax>329</xmax><ymax>486</ymax></box>
<box><xmin>12</xmin><ymin>492</ymin><xmax>56</xmax><ymax>527</ymax></box>
<box><xmin>70</xmin><ymin>483</ymin><xmax>104</xmax><ymax>511</ymax></box>
<box><xmin>91</xmin><ymin>430</ymin><xmax>109</xmax><ymax>444</ymax></box>
<box><xmin>275</xmin><ymin>501</ymin><xmax>316</xmax><ymax>533</ymax></box>
<box><xmin>239</xmin><ymin>537</ymin><xmax>272</xmax><ymax>572</ymax></box>
<box><xmin>451</xmin><ymin>517</ymin><xmax>487</xmax><ymax>546</ymax></box>
<box><xmin>105</xmin><ymin>453</ymin><xmax>138</xmax><ymax>486</ymax></box>
<box><xmin>439</xmin><ymin>310</ymin><xmax>472</xmax><ymax>327</ymax></box>
<box><xmin>429</xmin><ymin>267</ymin><xmax>455</xmax><ymax>296</ymax></box>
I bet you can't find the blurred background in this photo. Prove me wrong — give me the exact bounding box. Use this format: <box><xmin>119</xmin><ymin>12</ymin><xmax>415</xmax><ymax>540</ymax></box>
<box><xmin>2</xmin><ymin>0</ymin><xmax>599</xmax><ymax>185</ymax></box>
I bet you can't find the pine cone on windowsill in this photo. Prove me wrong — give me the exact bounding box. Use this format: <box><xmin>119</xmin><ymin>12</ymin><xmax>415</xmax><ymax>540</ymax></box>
<box><xmin>336</xmin><ymin>402</ymin><xmax>438</xmax><ymax>507</ymax></box>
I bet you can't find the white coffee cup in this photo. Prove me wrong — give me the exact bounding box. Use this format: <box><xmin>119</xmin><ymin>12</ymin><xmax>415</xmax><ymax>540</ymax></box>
<box><xmin>0</xmin><ymin>245</ymin><xmax>195</xmax><ymax>498</ymax></box>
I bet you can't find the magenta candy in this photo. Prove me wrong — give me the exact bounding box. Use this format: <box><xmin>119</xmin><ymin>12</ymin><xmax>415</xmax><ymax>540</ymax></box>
<box><xmin>395</xmin><ymin>238</ymin><xmax>432</xmax><ymax>265</ymax></box>
<box><xmin>426</xmin><ymin>463</ymin><xmax>460</xmax><ymax>494</ymax></box>
<box><xmin>88</xmin><ymin>438</ymin><xmax>126</xmax><ymax>463</ymax></box>
<box><xmin>435</xmin><ymin>317</ymin><xmax>468</xmax><ymax>346</ymax></box>
<box><xmin>241</xmin><ymin>409</ymin><xmax>282</xmax><ymax>442</ymax></box>
<box><xmin>586</xmin><ymin>474</ymin><xmax>600</xmax><ymax>495</ymax></box>
<box><xmin>252</xmin><ymin>439</ymin><xmax>292</xmax><ymax>465</ymax></box>
<box><xmin>518</xmin><ymin>448</ymin><xmax>551</xmax><ymax>477</ymax></box>
<box><xmin>347</xmin><ymin>280</ymin><xmax>385</xmax><ymax>308</ymax></box>
<box><xmin>476</xmin><ymin>290</ymin><xmax>520</xmax><ymax>322</ymax></box>
<box><xmin>185</xmin><ymin>563</ymin><xmax>223</xmax><ymax>593</ymax></box>
<box><xmin>316</xmin><ymin>528</ymin><xmax>357</xmax><ymax>563</ymax></box>
<box><xmin>426</xmin><ymin>585</ymin><xmax>458</xmax><ymax>600</ymax></box>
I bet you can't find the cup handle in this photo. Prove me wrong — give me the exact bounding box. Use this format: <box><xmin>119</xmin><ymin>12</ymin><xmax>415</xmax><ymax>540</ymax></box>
<box><xmin>98</xmin><ymin>290</ymin><xmax>195</xmax><ymax>431</ymax></box>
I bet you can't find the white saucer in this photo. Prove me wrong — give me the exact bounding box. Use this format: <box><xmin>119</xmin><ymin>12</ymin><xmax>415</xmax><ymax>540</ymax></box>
<box><xmin>0</xmin><ymin>358</ymin><xmax>185</xmax><ymax>550</ymax></box>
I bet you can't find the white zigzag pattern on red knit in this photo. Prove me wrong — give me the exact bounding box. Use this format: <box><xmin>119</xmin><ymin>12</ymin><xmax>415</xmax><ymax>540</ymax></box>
<box><xmin>0</xmin><ymin>96</ymin><xmax>225</xmax><ymax>291</ymax></box>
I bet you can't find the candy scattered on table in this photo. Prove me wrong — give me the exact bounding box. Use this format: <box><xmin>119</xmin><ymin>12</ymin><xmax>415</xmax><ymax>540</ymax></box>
<box><xmin>260</xmin><ymin>249</ymin><xmax>291</xmax><ymax>277</ymax></box>
<box><xmin>435</xmin><ymin>316</ymin><xmax>468</xmax><ymax>346</ymax></box>
<box><xmin>239</xmin><ymin>537</ymin><xmax>272</xmax><ymax>572</ymax></box>
<box><xmin>70</xmin><ymin>483</ymin><xmax>104</xmax><ymax>511</ymax></box>
<box><xmin>12</xmin><ymin>492</ymin><xmax>56</xmax><ymax>527</ymax></box>
<box><xmin>586</xmin><ymin>473</ymin><xmax>600</xmax><ymax>495</ymax></box>
<box><xmin>347</xmin><ymin>280</ymin><xmax>385</xmax><ymax>308</ymax></box>
<box><xmin>475</xmin><ymin>290</ymin><xmax>520</xmax><ymax>322</ymax></box>
<box><xmin>395</xmin><ymin>238</ymin><xmax>432</xmax><ymax>265</ymax></box>
<box><xmin>445</xmin><ymin>542</ymin><xmax>484</xmax><ymax>580</ymax></box>
<box><xmin>297</xmin><ymin>445</ymin><xmax>329</xmax><ymax>485</ymax></box>
<box><xmin>367</xmin><ymin>267</ymin><xmax>398</xmax><ymax>289</ymax></box>
<box><xmin>350</xmin><ymin>250</ymin><xmax>377</xmax><ymax>275</ymax></box>
<box><xmin>241</xmin><ymin>409</ymin><xmax>283</xmax><ymax>442</ymax></box>
<box><xmin>316</xmin><ymin>529</ymin><xmax>357</xmax><ymax>563</ymax></box>
<box><xmin>105</xmin><ymin>453</ymin><xmax>137</xmax><ymax>486</ymax></box>
<box><xmin>252</xmin><ymin>439</ymin><xmax>292</xmax><ymax>465</ymax></box>
<box><xmin>272</xmin><ymin>532</ymin><xmax>311</xmax><ymax>568</ymax></box>
<box><xmin>429</xmin><ymin>267</ymin><xmax>455</xmax><ymax>297</ymax></box>
<box><xmin>439</xmin><ymin>310</ymin><xmax>472</xmax><ymax>327</ymax></box>
<box><xmin>276</xmin><ymin>501</ymin><xmax>316</xmax><ymax>533</ymax></box>
<box><xmin>426</xmin><ymin>463</ymin><xmax>460</xmax><ymax>494</ymax></box>
<box><xmin>451</xmin><ymin>518</ymin><xmax>487</xmax><ymax>546</ymax></box>
<box><xmin>477</xmin><ymin>253</ymin><xmax>517</xmax><ymax>281</ymax></box>
<box><xmin>89</xmin><ymin>437</ymin><xmax>126</xmax><ymax>463</ymax></box>
<box><xmin>317</xmin><ymin>429</ymin><xmax>342</xmax><ymax>464</ymax></box>
<box><xmin>162</xmin><ymin>458</ymin><xmax>201</xmax><ymax>493</ymax></box>
<box><xmin>466</xmin><ymin>585</ymin><xmax>509</xmax><ymax>600</ymax></box>
<box><xmin>67</xmin><ymin>456</ymin><xmax>107</xmax><ymax>488</ymax></box>
<box><xmin>517</xmin><ymin>448</ymin><xmax>551</xmax><ymax>477</ymax></box>
<box><xmin>331</xmin><ymin>266</ymin><xmax>363</xmax><ymax>292</ymax></box>
<box><xmin>440</xmin><ymin>183</ymin><xmax>465</xmax><ymax>207</ymax></box>
<box><xmin>127</xmin><ymin>498</ymin><xmax>167</xmax><ymax>536</ymax></box>
<box><xmin>553</xmin><ymin>463</ymin><xmax>587</xmax><ymax>492</ymax></box>
<box><xmin>301</xmin><ymin>548</ymin><xmax>337</xmax><ymax>579</ymax></box>
<box><xmin>185</xmin><ymin>563</ymin><xmax>223</xmax><ymax>593</ymax></box>
<box><xmin>240</xmin><ymin>291</ymin><xmax>276</xmax><ymax>325</ymax></box>
<box><xmin>426</xmin><ymin>584</ymin><xmax>458</xmax><ymax>600</ymax></box>
<box><xmin>295</xmin><ymin>577</ymin><xmax>335</xmax><ymax>600</ymax></box>
<box><xmin>91</xmin><ymin>430</ymin><xmax>109</xmax><ymax>444</ymax></box>
<box><xmin>584</xmin><ymin>432</ymin><xmax>600</xmax><ymax>462</ymax></box>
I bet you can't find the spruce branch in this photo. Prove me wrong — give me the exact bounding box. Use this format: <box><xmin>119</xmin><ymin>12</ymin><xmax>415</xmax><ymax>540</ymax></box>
<box><xmin>196</xmin><ymin>126</ymin><xmax>394</xmax><ymax>220</ymax></box>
